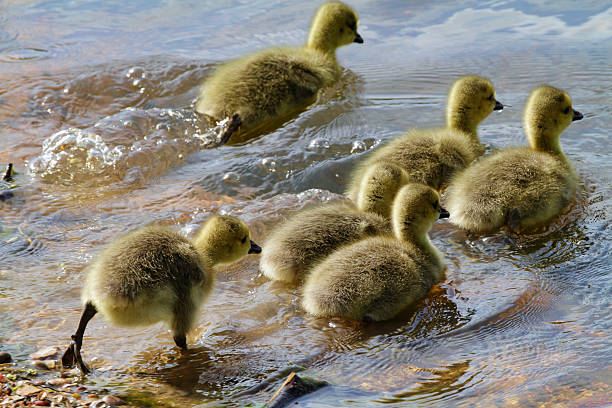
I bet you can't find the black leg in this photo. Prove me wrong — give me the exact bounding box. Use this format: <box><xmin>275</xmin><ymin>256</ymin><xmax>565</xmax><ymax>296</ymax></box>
<box><xmin>218</xmin><ymin>114</ymin><xmax>242</xmax><ymax>145</ymax></box>
<box><xmin>508</xmin><ymin>208</ymin><xmax>521</xmax><ymax>233</ymax></box>
<box><xmin>61</xmin><ymin>302</ymin><xmax>97</xmax><ymax>374</ymax></box>
<box><xmin>173</xmin><ymin>334</ymin><xmax>188</xmax><ymax>350</ymax></box>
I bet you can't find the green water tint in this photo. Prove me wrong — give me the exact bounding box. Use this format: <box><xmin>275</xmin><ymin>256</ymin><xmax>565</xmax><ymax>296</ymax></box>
<box><xmin>0</xmin><ymin>0</ymin><xmax>611</xmax><ymax>407</ymax></box>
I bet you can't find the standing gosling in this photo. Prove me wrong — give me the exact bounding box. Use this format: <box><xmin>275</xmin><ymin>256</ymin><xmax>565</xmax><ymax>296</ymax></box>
<box><xmin>61</xmin><ymin>215</ymin><xmax>261</xmax><ymax>374</ymax></box>
<box><xmin>347</xmin><ymin>75</ymin><xmax>503</xmax><ymax>200</ymax></box>
<box><xmin>302</xmin><ymin>184</ymin><xmax>449</xmax><ymax>322</ymax></box>
<box><xmin>195</xmin><ymin>2</ymin><xmax>363</xmax><ymax>145</ymax></box>
<box><xmin>445</xmin><ymin>85</ymin><xmax>583</xmax><ymax>233</ymax></box>
<box><xmin>260</xmin><ymin>201</ymin><xmax>391</xmax><ymax>284</ymax></box>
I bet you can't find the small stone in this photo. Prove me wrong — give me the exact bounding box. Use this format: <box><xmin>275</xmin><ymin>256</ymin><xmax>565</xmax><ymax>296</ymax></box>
<box><xmin>33</xmin><ymin>399</ymin><xmax>50</xmax><ymax>406</ymax></box>
<box><xmin>16</xmin><ymin>383</ymin><xmax>42</xmax><ymax>396</ymax></box>
<box><xmin>89</xmin><ymin>400</ymin><xmax>106</xmax><ymax>408</ymax></box>
<box><xmin>76</xmin><ymin>385</ymin><xmax>87</xmax><ymax>391</ymax></box>
<box><xmin>32</xmin><ymin>359</ymin><xmax>57</xmax><ymax>370</ymax></box>
<box><xmin>46</xmin><ymin>377</ymin><xmax>70</xmax><ymax>386</ymax></box>
<box><xmin>0</xmin><ymin>351</ymin><xmax>12</xmax><ymax>363</ymax></box>
<box><xmin>30</xmin><ymin>347</ymin><xmax>59</xmax><ymax>360</ymax></box>
<box><xmin>103</xmin><ymin>394</ymin><xmax>126</xmax><ymax>406</ymax></box>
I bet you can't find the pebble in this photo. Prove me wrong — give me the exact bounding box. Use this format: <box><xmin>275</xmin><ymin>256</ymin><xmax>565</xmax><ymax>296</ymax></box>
<box><xmin>0</xmin><ymin>351</ymin><xmax>12</xmax><ymax>364</ymax></box>
<box><xmin>30</xmin><ymin>347</ymin><xmax>60</xmax><ymax>360</ymax></box>
<box><xmin>32</xmin><ymin>359</ymin><xmax>57</xmax><ymax>370</ymax></box>
<box><xmin>16</xmin><ymin>383</ymin><xmax>42</xmax><ymax>396</ymax></box>
<box><xmin>103</xmin><ymin>394</ymin><xmax>126</xmax><ymax>406</ymax></box>
<box><xmin>33</xmin><ymin>400</ymin><xmax>51</xmax><ymax>406</ymax></box>
<box><xmin>47</xmin><ymin>377</ymin><xmax>70</xmax><ymax>386</ymax></box>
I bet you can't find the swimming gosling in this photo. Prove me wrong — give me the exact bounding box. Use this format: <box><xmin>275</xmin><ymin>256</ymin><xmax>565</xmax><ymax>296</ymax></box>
<box><xmin>302</xmin><ymin>184</ymin><xmax>449</xmax><ymax>322</ymax></box>
<box><xmin>61</xmin><ymin>215</ymin><xmax>261</xmax><ymax>374</ymax></box>
<box><xmin>445</xmin><ymin>85</ymin><xmax>582</xmax><ymax>233</ymax></box>
<box><xmin>347</xmin><ymin>75</ymin><xmax>503</xmax><ymax>200</ymax></box>
<box><xmin>195</xmin><ymin>1</ymin><xmax>363</xmax><ymax>144</ymax></box>
<box><xmin>260</xmin><ymin>201</ymin><xmax>391</xmax><ymax>284</ymax></box>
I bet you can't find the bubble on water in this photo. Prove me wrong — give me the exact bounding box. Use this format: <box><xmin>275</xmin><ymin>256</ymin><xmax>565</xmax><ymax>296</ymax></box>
<box><xmin>261</xmin><ymin>158</ymin><xmax>278</xmax><ymax>173</ymax></box>
<box><xmin>351</xmin><ymin>140</ymin><xmax>367</xmax><ymax>154</ymax></box>
<box><xmin>308</xmin><ymin>138</ymin><xmax>330</xmax><ymax>150</ymax></box>
<box><xmin>30</xmin><ymin>128</ymin><xmax>124</xmax><ymax>182</ymax></box>
<box><xmin>223</xmin><ymin>172</ymin><xmax>241</xmax><ymax>184</ymax></box>
<box><xmin>126</xmin><ymin>66</ymin><xmax>145</xmax><ymax>79</ymax></box>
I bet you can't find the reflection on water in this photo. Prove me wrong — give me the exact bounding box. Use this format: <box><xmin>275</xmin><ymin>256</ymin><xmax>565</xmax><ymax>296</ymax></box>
<box><xmin>1</xmin><ymin>0</ymin><xmax>611</xmax><ymax>407</ymax></box>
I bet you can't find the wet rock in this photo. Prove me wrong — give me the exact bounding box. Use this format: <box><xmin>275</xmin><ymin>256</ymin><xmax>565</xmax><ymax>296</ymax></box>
<box><xmin>0</xmin><ymin>351</ymin><xmax>12</xmax><ymax>364</ymax></box>
<box><xmin>30</xmin><ymin>347</ymin><xmax>60</xmax><ymax>360</ymax></box>
<box><xmin>32</xmin><ymin>359</ymin><xmax>57</xmax><ymax>370</ymax></box>
<box><xmin>46</xmin><ymin>377</ymin><xmax>70</xmax><ymax>386</ymax></box>
<box><xmin>103</xmin><ymin>394</ymin><xmax>126</xmax><ymax>406</ymax></box>
<box><xmin>16</xmin><ymin>382</ymin><xmax>42</xmax><ymax>396</ymax></box>
<box><xmin>268</xmin><ymin>372</ymin><xmax>327</xmax><ymax>408</ymax></box>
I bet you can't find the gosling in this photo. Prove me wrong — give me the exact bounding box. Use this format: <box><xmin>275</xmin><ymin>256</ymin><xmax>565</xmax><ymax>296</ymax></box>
<box><xmin>61</xmin><ymin>215</ymin><xmax>261</xmax><ymax>374</ymax></box>
<box><xmin>260</xmin><ymin>201</ymin><xmax>391</xmax><ymax>284</ymax></box>
<box><xmin>445</xmin><ymin>85</ymin><xmax>582</xmax><ymax>233</ymax></box>
<box><xmin>302</xmin><ymin>184</ymin><xmax>449</xmax><ymax>322</ymax></box>
<box><xmin>347</xmin><ymin>75</ymin><xmax>503</xmax><ymax>200</ymax></box>
<box><xmin>195</xmin><ymin>1</ymin><xmax>363</xmax><ymax>144</ymax></box>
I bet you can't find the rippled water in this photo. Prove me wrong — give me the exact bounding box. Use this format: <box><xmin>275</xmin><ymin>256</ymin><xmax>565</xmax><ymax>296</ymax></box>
<box><xmin>1</xmin><ymin>1</ymin><xmax>611</xmax><ymax>406</ymax></box>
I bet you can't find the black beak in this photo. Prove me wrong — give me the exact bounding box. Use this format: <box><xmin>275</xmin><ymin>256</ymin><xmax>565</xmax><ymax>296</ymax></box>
<box><xmin>494</xmin><ymin>100</ymin><xmax>504</xmax><ymax>111</ymax></box>
<box><xmin>353</xmin><ymin>32</ymin><xmax>363</xmax><ymax>44</ymax></box>
<box><xmin>248</xmin><ymin>240</ymin><xmax>262</xmax><ymax>254</ymax></box>
<box><xmin>439</xmin><ymin>208</ymin><xmax>450</xmax><ymax>219</ymax></box>
<box><xmin>572</xmin><ymin>109</ymin><xmax>583</xmax><ymax>121</ymax></box>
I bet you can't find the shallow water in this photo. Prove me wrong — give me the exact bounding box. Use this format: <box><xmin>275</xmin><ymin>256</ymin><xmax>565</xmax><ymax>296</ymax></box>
<box><xmin>1</xmin><ymin>0</ymin><xmax>611</xmax><ymax>406</ymax></box>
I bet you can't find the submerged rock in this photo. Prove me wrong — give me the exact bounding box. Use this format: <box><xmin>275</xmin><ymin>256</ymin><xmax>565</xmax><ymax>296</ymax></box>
<box><xmin>0</xmin><ymin>352</ymin><xmax>11</xmax><ymax>364</ymax></box>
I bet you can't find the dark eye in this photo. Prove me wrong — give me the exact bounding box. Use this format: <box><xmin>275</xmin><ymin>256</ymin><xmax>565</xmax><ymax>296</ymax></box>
<box><xmin>241</xmin><ymin>236</ymin><xmax>247</xmax><ymax>244</ymax></box>
<box><xmin>432</xmin><ymin>200</ymin><xmax>438</xmax><ymax>210</ymax></box>
<box><xmin>563</xmin><ymin>107</ymin><xmax>570</xmax><ymax>114</ymax></box>
<box><xmin>488</xmin><ymin>94</ymin><xmax>494</xmax><ymax>101</ymax></box>
<box><xmin>347</xmin><ymin>21</ymin><xmax>356</xmax><ymax>31</ymax></box>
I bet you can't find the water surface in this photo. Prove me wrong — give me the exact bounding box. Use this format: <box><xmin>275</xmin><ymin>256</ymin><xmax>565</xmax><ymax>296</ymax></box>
<box><xmin>1</xmin><ymin>1</ymin><xmax>611</xmax><ymax>406</ymax></box>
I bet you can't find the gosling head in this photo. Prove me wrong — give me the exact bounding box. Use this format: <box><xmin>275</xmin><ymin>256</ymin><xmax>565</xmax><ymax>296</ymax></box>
<box><xmin>306</xmin><ymin>2</ymin><xmax>363</xmax><ymax>53</ymax></box>
<box><xmin>194</xmin><ymin>215</ymin><xmax>261</xmax><ymax>266</ymax></box>
<box><xmin>391</xmin><ymin>183</ymin><xmax>449</xmax><ymax>241</ymax></box>
<box><xmin>523</xmin><ymin>85</ymin><xmax>582</xmax><ymax>154</ymax></box>
<box><xmin>446</xmin><ymin>75</ymin><xmax>503</xmax><ymax>135</ymax></box>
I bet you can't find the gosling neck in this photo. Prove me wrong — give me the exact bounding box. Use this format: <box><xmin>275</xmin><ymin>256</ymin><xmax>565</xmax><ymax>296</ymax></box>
<box><xmin>392</xmin><ymin>217</ymin><xmax>434</xmax><ymax>250</ymax></box>
<box><xmin>306</xmin><ymin>27</ymin><xmax>338</xmax><ymax>59</ymax></box>
<box><xmin>447</xmin><ymin>113</ymin><xmax>479</xmax><ymax>143</ymax></box>
<box><xmin>527</xmin><ymin>128</ymin><xmax>564</xmax><ymax>156</ymax></box>
<box><xmin>193</xmin><ymin>235</ymin><xmax>220</xmax><ymax>267</ymax></box>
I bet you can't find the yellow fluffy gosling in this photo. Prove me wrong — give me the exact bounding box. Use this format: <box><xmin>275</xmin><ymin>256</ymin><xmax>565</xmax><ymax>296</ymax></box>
<box><xmin>302</xmin><ymin>184</ymin><xmax>449</xmax><ymax>322</ymax></box>
<box><xmin>61</xmin><ymin>215</ymin><xmax>261</xmax><ymax>374</ymax></box>
<box><xmin>347</xmin><ymin>75</ymin><xmax>503</xmax><ymax>200</ymax></box>
<box><xmin>354</xmin><ymin>162</ymin><xmax>410</xmax><ymax>219</ymax></box>
<box><xmin>260</xmin><ymin>201</ymin><xmax>391</xmax><ymax>284</ymax></box>
<box><xmin>195</xmin><ymin>1</ymin><xmax>363</xmax><ymax>144</ymax></box>
<box><xmin>445</xmin><ymin>85</ymin><xmax>582</xmax><ymax>233</ymax></box>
